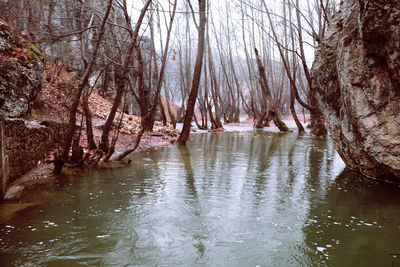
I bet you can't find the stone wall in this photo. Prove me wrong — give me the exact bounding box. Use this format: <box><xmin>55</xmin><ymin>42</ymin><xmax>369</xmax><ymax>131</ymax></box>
<box><xmin>0</xmin><ymin>119</ymin><xmax>67</xmax><ymax>199</ymax></box>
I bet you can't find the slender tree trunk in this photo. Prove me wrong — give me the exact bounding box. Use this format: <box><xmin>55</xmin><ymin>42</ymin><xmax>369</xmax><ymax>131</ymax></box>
<box><xmin>261</xmin><ymin>0</ymin><xmax>314</xmax><ymax>112</ymax></box>
<box><xmin>177</xmin><ymin>0</ymin><xmax>207</xmax><ymax>145</ymax></box>
<box><xmin>295</xmin><ymin>0</ymin><xmax>326</xmax><ymax>136</ymax></box>
<box><xmin>159</xmin><ymin>98</ymin><xmax>167</xmax><ymax>126</ymax></box>
<box><xmin>83</xmin><ymin>99</ymin><xmax>97</xmax><ymax>149</ymax></box>
<box><xmin>99</xmin><ymin>71</ymin><xmax>126</xmax><ymax>153</ymax></box>
<box><xmin>163</xmin><ymin>80</ymin><xmax>176</xmax><ymax>128</ymax></box>
<box><xmin>287</xmin><ymin>0</ymin><xmax>304</xmax><ymax>133</ymax></box>
<box><xmin>206</xmin><ymin>24</ymin><xmax>223</xmax><ymax>129</ymax></box>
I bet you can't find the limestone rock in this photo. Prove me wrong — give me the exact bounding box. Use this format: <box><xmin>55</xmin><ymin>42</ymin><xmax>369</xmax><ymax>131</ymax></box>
<box><xmin>312</xmin><ymin>0</ymin><xmax>400</xmax><ymax>179</ymax></box>
<box><xmin>0</xmin><ymin>20</ymin><xmax>44</xmax><ymax>118</ymax></box>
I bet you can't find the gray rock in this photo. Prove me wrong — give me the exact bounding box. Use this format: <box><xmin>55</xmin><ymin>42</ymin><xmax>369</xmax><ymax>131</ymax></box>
<box><xmin>0</xmin><ymin>21</ymin><xmax>44</xmax><ymax>118</ymax></box>
<box><xmin>312</xmin><ymin>0</ymin><xmax>400</xmax><ymax>179</ymax></box>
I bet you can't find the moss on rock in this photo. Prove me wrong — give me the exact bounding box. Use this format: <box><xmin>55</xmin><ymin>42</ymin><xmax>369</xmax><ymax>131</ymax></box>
<box><xmin>27</xmin><ymin>43</ymin><xmax>44</xmax><ymax>62</ymax></box>
<box><xmin>0</xmin><ymin>19</ymin><xmax>21</xmax><ymax>54</ymax></box>
<box><xmin>0</xmin><ymin>21</ymin><xmax>44</xmax><ymax>118</ymax></box>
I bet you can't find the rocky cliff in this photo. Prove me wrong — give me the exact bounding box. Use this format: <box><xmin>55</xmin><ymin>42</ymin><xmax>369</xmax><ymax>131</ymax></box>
<box><xmin>312</xmin><ymin>1</ymin><xmax>400</xmax><ymax>179</ymax></box>
<box><xmin>0</xmin><ymin>20</ymin><xmax>43</xmax><ymax>118</ymax></box>
<box><xmin>0</xmin><ymin>21</ymin><xmax>61</xmax><ymax>199</ymax></box>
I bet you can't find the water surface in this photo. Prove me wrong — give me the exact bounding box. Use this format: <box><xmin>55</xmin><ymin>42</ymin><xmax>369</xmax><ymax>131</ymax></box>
<box><xmin>1</xmin><ymin>131</ymin><xmax>399</xmax><ymax>266</ymax></box>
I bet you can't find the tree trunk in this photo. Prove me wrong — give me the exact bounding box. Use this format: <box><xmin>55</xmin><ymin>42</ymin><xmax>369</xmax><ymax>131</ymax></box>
<box><xmin>70</xmin><ymin>133</ymin><xmax>83</xmax><ymax>164</ymax></box>
<box><xmin>99</xmin><ymin>71</ymin><xmax>125</xmax><ymax>153</ymax></box>
<box><xmin>163</xmin><ymin>80</ymin><xmax>176</xmax><ymax>129</ymax></box>
<box><xmin>177</xmin><ymin>0</ymin><xmax>207</xmax><ymax>145</ymax></box>
<box><xmin>145</xmin><ymin>0</ymin><xmax>177</xmax><ymax>131</ymax></box>
<box><xmin>83</xmin><ymin>99</ymin><xmax>97</xmax><ymax>149</ymax></box>
<box><xmin>290</xmin><ymin>85</ymin><xmax>305</xmax><ymax>133</ymax></box>
<box><xmin>254</xmin><ymin>48</ymin><xmax>289</xmax><ymax>132</ymax></box>
<box><xmin>159</xmin><ymin>98</ymin><xmax>167</xmax><ymax>126</ymax></box>
<box><xmin>287</xmin><ymin>0</ymin><xmax>305</xmax><ymax>133</ymax></box>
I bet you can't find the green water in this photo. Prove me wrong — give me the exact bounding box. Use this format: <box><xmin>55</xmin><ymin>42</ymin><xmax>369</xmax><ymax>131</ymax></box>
<box><xmin>0</xmin><ymin>131</ymin><xmax>399</xmax><ymax>266</ymax></box>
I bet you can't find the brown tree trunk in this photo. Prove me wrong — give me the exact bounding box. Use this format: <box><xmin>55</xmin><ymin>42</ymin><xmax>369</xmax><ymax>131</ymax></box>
<box><xmin>159</xmin><ymin>98</ymin><xmax>167</xmax><ymax>126</ymax></box>
<box><xmin>254</xmin><ymin>48</ymin><xmax>289</xmax><ymax>132</ymax></box>
<box><xmin>290</xmin><ymin>86</ymin><xmax>305</xmax><ymax>133</ymax></box>
<box><xmin>177</xmin><ymin>0</ymin><xmax>207</xmax><ymax>145</ymax></box>
<box><xmin>99</xmin><ymin>71</ymin><xmax>126</xmax><ymax>153</ymax></box>
<box><xmin>295</xmin><ymin>0</ymin><xmax>326</xmax><ymax>136</ymax></box>
<box><xmin>136</xmin><ymin>46</ymin><xmax>151</xmax><ymax>131</ymax></box>
<box><xmin>287</xmin><ymin>0</ymin><xmax>305</xmax><ymax>133</ymax></box>
<box><xmin>70</xmin><ymin>133</ymin><xmax>83</xmax><ymax>164</ymax></box>
<box><xmin>206</xmin><ymin>39</ymin><xmax>223</xmax><ymax>128</ymax></box>
<box><xmin>83</xmin><ymin>99</ymin><xmax>97</xmax><ymax>149</ymax></box>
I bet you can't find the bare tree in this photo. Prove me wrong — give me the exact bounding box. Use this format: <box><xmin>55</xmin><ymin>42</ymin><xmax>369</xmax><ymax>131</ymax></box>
<box><xmin>254</xmin><ymin>48</ymin><xmax>288</xmax><ymax>132</ymax></box>
<box><xmin>54</xmin><ymin>0</ymin><xmax>114</xmax><ymax>174</ymax></box>
<box><xmin>141</xmin><ymin>0</ymin><xmax>178</xmax><ymax>131</ymax></box>
<box><xmin>177</xmin><ymin>0</ymin><xmax>207</xmax><ymax>145</ymax></box>
<box><xmin>99</xmin><ymin>0</ymin><xmax>153</xmax><ymax>154</ymax></box>
<box><xmin>285</xmin><ymin>0</ymin><xmax>304</xmax><ymax>133</ymax></box>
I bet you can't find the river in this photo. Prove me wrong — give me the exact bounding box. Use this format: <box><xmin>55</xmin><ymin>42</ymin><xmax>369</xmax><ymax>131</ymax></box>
<box><xmin>1</xmin><ymin>130</ymin><xmax>399</xmax><ymax>266</ymax></box>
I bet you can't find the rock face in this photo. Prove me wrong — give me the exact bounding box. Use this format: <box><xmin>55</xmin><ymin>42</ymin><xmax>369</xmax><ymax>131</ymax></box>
<box><xmin>0</xmin><ymin>21</ymin><xmax>62</xmax><ymax>199</ymax></box>
<box><xmin>312</xmin><ymin>1</ymin><xmax>400</xmax><ymax>179</ymax></box>
<box><xmin>0</xmin><ymin>20</ymin><xmax>44</xmax><ymax>118</ymax></box>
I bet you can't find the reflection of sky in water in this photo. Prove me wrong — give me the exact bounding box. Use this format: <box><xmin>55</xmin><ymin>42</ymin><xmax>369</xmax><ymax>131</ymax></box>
<box><xmin>0</xmin><ymin>131</ymin><xmax>399</xmax><ymax>267</ymax></box>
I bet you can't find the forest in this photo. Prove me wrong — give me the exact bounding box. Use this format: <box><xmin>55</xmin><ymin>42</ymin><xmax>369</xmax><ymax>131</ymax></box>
<box><xmin>0</xmin><ymin>0</ymin><xmax>399</xmax><ymax>266</ymax></box>
<box><xmin>0</xmin><ymin>0</ymin><xmax>339</xmax><ymax>171</ymax></box>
